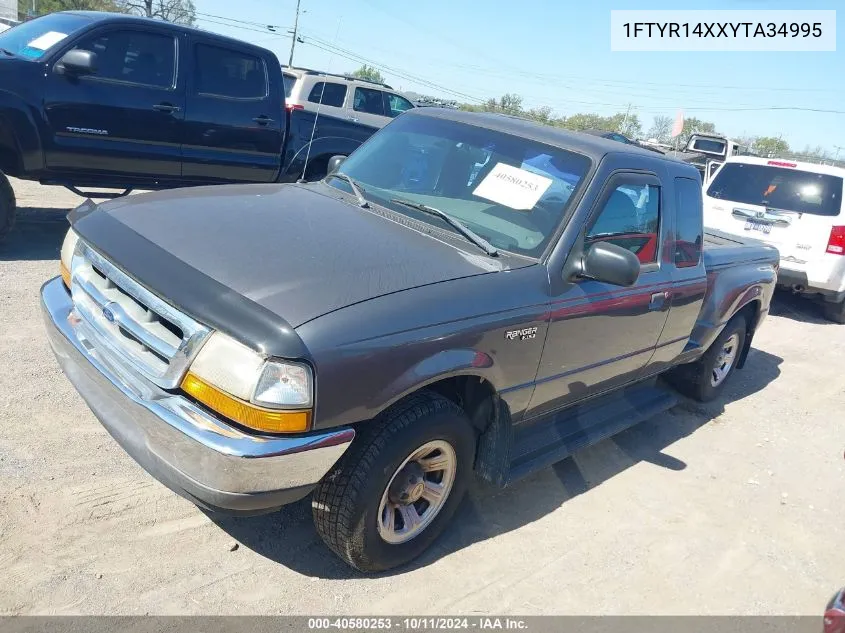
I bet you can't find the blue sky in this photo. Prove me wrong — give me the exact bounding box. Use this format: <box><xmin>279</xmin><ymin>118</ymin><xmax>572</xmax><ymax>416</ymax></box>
<box><xmin>195</xmin><ymin>0</ymin><xmax>843</xmax><ymax>153</ymax></box>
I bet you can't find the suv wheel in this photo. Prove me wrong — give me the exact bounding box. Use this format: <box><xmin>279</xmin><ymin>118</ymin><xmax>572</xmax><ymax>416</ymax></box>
<box><xmin>312</xmin><ymin>392</ymin><xmax>475</xmax><ymax>572</ymax></box>
<box><xmin>665</xmin><ymin>314</ymin><xmax>747</xmax><ymax>402</ymax></box>
<box><xmin>0</xmin><ymin>171</ymin><xmax>16</xmax><ymax>241</ymax></box>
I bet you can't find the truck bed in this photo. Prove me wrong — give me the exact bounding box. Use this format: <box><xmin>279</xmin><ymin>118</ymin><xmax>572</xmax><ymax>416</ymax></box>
<box><xmin>703</xmin><ymin>229</ymin><xmax>779</xmax><ymax>269</ymax></box>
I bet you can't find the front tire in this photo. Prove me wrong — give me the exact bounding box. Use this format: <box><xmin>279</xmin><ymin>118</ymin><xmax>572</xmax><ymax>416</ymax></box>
<box><xmin>665</xmin><ymin>314</ymin><xmax>747</xmax><ymax>402</ymax></box>
<box><xmin>312</xmin><ymin>392</ymin><xmax>475</xmax><ymax>572</ymax></box>
<box><xmin>0</xmin><ymin>171</ymin><xmax>16</xmax><ymax>242</ymax></box>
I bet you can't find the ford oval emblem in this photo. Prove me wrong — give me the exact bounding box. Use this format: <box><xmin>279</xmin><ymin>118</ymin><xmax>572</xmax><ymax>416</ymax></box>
<box><xmin>102</xmin><ymin>306</ymin><xmax>115</xmax><ymax>323</ymax></box>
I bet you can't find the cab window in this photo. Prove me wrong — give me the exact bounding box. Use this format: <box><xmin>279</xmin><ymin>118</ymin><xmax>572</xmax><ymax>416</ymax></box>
<box><xmin>587</xmin><ymin>183</ymin><xmax>660</xmax><ymax>264</ymax></box>
<box><xmin>71</xmin><ymin>30</ymin><xmax>176</xmax><ymax>88</ymax></box>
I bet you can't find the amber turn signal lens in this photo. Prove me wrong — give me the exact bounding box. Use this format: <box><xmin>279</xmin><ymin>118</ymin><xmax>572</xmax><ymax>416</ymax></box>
<box><xmin>181</xmin><ymin>372</ymin><xmax>311</xmax><ymax>433</ymax></box>
<box><xmin>60</xmin><ymin>262</ymin><xmax>71</xmax><ymax>288</ymax></box>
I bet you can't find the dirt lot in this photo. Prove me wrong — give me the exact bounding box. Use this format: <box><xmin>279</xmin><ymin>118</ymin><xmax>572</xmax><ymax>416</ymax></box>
<box><xmin>0</xmin><ymin>178</ymin><xmax>843</xmax><ymax>616</ymax></box>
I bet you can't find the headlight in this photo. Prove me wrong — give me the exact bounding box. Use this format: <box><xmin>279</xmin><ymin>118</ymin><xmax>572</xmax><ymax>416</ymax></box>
<box><xmin>181</xmin><ymin>331</ymin><xmax>313</xmax><ymax>434</ymax></box>
<box><xmin>60</xmin><ymin>228</ymin><xmax>79</xmax><ymax>288</ymax></box>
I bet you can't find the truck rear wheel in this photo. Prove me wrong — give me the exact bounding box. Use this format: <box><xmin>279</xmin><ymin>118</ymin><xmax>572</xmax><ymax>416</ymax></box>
<box><xmin>665</xmin><ymin>314</ymin><xmax>747</xmax><ymax>402</ymax></box>
<box><xmin>0</xmin><ymin>171</ymin><xmax>16</xmax><ymax>241</ymax></box>
<box><xmin>312</xmin><ymin>392</ymin><xmax>475</xmax><ymax>572</ymax></box>
<box><xmin>822</xmin><ymin>299</ymin><xmax>845</xmax><ymax>324</ymax></box>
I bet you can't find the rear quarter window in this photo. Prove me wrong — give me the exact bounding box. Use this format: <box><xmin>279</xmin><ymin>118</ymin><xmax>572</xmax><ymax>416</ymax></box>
<box><xmin>674</xmin><ymin>177</ymin><xmax>703</xmax><ymax>268</ymax></box>
<box><xmin>307</xmin><ymin>82</ymin><xmax>347</xmax><ymax>108</ymax></box>
<box><xmin>707</xmin><ymin>162</ymin><xmax>844</xmax><ymax>217</ymax></box>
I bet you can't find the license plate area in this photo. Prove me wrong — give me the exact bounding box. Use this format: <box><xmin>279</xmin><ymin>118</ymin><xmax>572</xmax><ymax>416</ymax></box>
<box><xmin>744</xmin><ymin>219</ymin><xmax>772</xmax><ymax>234</ymax></box>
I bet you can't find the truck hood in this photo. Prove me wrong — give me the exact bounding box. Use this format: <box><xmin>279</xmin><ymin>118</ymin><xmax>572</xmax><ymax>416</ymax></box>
<box><xmin>85</xmin><ymin>183</ymin><xmax>510</xmax><ymax>328</ymax></box>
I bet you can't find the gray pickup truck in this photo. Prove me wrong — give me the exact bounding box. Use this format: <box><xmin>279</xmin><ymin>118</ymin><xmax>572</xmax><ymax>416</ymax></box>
<box><xmin>41</xmin><ymin>108</ymin><xmax>778</xmax><ymax>572</ymax></box>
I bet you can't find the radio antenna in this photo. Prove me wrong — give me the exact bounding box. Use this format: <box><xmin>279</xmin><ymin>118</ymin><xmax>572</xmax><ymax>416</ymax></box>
<box><xmin>298</xmin><ymin>16</ymin><xmax>344</xmax><ymax>184</ymax></box>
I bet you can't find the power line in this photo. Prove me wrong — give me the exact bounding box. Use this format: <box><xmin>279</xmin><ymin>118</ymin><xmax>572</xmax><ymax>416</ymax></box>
<box><xmin>355</xmin><ymin>0</ymin><xmax>837</xmax><ymax>95</ymax></box>
<box><xmin>193</xmin><ymin>12</ymin><xmax>845</xmax><ymax>117</ymax></box>
<box><xmin>194</xmin><ymin>11</ymin><xmax>289</xmax><ymax>32</ymax></box>
<box><xmin>300</xmin><ymin>32</ymin><xmax>484</xmax><ymax>103</ymax></box>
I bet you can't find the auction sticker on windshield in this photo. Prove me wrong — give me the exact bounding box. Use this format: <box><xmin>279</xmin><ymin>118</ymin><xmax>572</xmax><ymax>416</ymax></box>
<box><xmin>472</xmin><ymin>163</ymin><xmax>553</xmax><ymax>211</ymax></box>
<box><xmin>27</xmin><ymin>31</ymin><xmax>68</xmax><ymax>51</ymax></box>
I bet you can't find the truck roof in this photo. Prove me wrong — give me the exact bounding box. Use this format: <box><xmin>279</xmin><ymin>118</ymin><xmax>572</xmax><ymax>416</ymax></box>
<box><xmin>63</xmin><ymin>11</ymin><xmax>275</xmax><ymax>55</ymax></box>
<box><xmin>723</xmin><ymin>155</ymin><xmax>845</xmax><ymax>177</ymax></box>
<box><xmin>407</xmin><ymin>108</ymin><xmax>699</xmax><ymax>172</ymax></box>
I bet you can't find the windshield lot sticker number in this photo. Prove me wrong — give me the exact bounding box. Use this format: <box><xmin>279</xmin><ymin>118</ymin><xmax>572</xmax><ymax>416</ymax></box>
<box><xmin>473</xmin><ymin>163</ymin><xmax>553</xmax><ymax>211</ymax></box>
<box><xmin>27</xmin><ymin>31</ymin><xmax>69</xmax><ymax>51</ymax></box>
<box><xmin>506</xmin><ymin>326</ymin><xmax>538</xmax><ymax>341</ymax></box>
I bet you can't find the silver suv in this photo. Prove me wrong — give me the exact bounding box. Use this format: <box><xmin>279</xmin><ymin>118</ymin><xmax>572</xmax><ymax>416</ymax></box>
<box><xmin>283</xmin><ymin>67</ymin><xmax>414</xmax><ymax>129</ymax></box>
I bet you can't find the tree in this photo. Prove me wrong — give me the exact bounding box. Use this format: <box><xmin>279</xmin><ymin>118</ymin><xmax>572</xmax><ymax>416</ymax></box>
<box><xmin>350</xmin><ymin>64</ymin><xmax>385</xmax><ymax>84</ymax></box>
<box><xmin>118</xmin><ymin>0</ymin><xmax>196</xmax><ymax>25</ymax></box>
<box><xmin>37</xmin><ymin>0</ymin><xmax>122</xmax><ymax>15</ymax></box>
<box><xmin>560</xmin><ymin>113</ymin><xmax>606</xmax><ymax>131</ymax></box>
<box><xmin>647</xmin><ymin>115</ymin><xmax>673</xmax><ymax>143</ymax></box>
<box><xmin>609</xmin><ymin>112</ymin><xmax>642</xmax><ymax>138</ymax></box>
<box><xmin>752</xmin><ymin>136</ymin><xmax>789</xmax><ymax>157</ymax></box>
<box><xmin>678</xmin><ymin>117</ymin><xmax>717</xmax><ymax>147</ymax></box>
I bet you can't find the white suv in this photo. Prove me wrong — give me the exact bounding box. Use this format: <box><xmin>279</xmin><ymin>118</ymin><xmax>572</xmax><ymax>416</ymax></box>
<box><xmin>283</xmin><ymin>67</ymin><xmax>414</xmax><ymax>128</ymax></box>
<box><xmin>703</xmin><ymin>156</ymin><xmax>845</xmax><ymax>322</ymax></box>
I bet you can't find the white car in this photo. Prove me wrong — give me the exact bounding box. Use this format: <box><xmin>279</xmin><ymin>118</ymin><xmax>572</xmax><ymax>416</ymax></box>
<box><xmin>703</xmin><ymin>156</ymin><xmax>845</xmax><ymax>322</ymax></box>
<box><xmin>282</xmin><ymin>67</ymin><xmax>414</xmax><ymax>129</ymax></box>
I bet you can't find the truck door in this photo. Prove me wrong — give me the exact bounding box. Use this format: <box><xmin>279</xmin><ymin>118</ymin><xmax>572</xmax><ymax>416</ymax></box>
<box><xmin>42</xmin><ymin>26</ymin><xmax>185</xmax><ymax>181</ymax></box>
<box><xmin>648</xmin><ymin>176</ymin><xmax>708</xmax><ymax>374</ymax></box>
<box><xmin>527</xmin><ymin>171</ymin><xmax>673</xmax><ymax>418</ymax></box>
<box><xmin>181</xmin><ymin>40</ymin><xmax>283</xmax><ymax>183</ymax></box>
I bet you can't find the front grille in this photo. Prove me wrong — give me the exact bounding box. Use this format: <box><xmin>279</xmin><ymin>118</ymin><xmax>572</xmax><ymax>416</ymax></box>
<box><xmin>69</xmin><ymin>241</ymin><xmax>211</xmax><ymax>389</ymax></box>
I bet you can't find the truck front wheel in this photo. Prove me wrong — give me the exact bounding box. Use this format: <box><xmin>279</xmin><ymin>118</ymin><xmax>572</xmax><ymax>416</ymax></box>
<box><xmin>665</xmin><ymin>314</ymin><xmax>747</xmax><ymax>402</ymax></box>
<box><xmin>0</xmin><ymin>171</ymin><xmax>16</xmax><ymax>241</ymax></box>
<box><xmin>312</xmin><ymin>392</ymin><xmax>475</xmax><ymax>572</ymax></box>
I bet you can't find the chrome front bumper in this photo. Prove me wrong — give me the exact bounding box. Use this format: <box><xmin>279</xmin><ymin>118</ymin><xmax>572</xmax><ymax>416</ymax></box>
<box><xmin>41</xmin><ymin>277</ymin><xmax>354</xmax><ymax>514</ymax></box>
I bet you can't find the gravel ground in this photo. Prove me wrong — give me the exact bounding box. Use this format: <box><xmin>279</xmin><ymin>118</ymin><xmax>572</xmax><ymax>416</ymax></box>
<box><xmin>0</xmin><ymin>178</ymin><xmax>843</xmax><ymax>616</ymax></box>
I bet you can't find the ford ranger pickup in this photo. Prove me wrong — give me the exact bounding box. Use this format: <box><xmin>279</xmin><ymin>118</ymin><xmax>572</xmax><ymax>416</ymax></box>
<box><xmin>42</xmin><ymin>108</ymin><xmax>779</xmax><ymax>572</ymax></box>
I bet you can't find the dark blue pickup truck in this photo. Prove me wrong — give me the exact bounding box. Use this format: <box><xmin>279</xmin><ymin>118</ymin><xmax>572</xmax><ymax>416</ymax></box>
<box><xmin>0</xmin><ymin>11</ymin><xmax>376</xmax><ymax>239</ymax></box>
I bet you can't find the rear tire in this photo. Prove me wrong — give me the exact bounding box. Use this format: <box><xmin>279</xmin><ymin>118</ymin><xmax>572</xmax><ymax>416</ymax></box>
<box><xmin>0</xmin><ymin>171</ymin><xmax>16</xmax><ymax>242</ymax></box>
<box><xmin>312</xmin><ymin>392</ymin><xmax>475</xmax><ymax>573</ymax></box>
<box><xmin>822</xmin><ymin>299</ymin><xmax>845</xmax><ymax>324</ymax></box>
<box><xmin>665</xmin><ymin>314</ymin><xmax>747</xmax><ymax>402</ymax></box>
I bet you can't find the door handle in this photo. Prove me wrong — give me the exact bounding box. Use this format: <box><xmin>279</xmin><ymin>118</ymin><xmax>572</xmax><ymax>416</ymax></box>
<box><xmin>152</xmin><ymin>103</ymin><xmax>180</xmax><ymax>113</ymax></box>
<box><xmin>253</xmin><ymin>116</ymin><xmax>274</xmax><ymax>125</ymax></box>
<box><xmin>649</xmin><ymin>291</ymin><xmax>668</xmax><ymax>311</ymax></box>
<box><xmin>347</xmin><ymin>116</ymin><xmax>359</xmax><ymax>123</ymax></box>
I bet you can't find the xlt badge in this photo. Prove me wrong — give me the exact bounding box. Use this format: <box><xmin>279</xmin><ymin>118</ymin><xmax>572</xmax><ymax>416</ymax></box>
<box><xmin>505</xmin><ymin>326</ymin><xmax>538</xmax><ymax>341</ymax></box>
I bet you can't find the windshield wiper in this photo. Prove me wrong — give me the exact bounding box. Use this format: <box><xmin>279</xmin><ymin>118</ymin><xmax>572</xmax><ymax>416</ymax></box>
<box><xmin>389</xmin><ymin>198</ymin><xmax>499</xmax><ymax>257</ymax></box>
<box><xmin>0</xmin><ymin>48</ymin><xmax>15</xmax><ymax>57</ymax></box>
<box><xmin>326</xmin><ymin>172</ymin><xmax>369</xmax><ymax>208</ymax></box>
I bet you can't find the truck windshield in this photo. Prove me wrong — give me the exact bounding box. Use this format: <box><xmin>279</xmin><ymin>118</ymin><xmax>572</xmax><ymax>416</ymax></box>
<box><xmin>332</xmin><ymin>114</ymin><xmax>591</xmax><ymax>258</ymax></box>
<box><xmin>0</xmin><ymin>13</ymin><xmax>92</xmax><ymax>60</ymax></box>
<box><xmin>691</xmin><ymin>138</ymin><xmax>726</xmax><ymax>154</ymax></box>
<box><xmin>707</xmin><ymin>162</ymin><xmax>844</xmax><ymax>217</ymax></box>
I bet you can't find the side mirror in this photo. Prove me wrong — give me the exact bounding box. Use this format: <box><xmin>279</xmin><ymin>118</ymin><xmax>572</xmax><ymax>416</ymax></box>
<box><xmin>580</xmin><ymin>241</ymin><xmax>641</xmax><ymax>287</ymax></box>
<box><xmin>57</xmin><ymin>49</ymin><xmax>97</xmax><ymax>75</ymax></box>
<box><xmin>327</xmin><ymin>155</ymin><xmax>346</xmax><ymax>174</ymax></box>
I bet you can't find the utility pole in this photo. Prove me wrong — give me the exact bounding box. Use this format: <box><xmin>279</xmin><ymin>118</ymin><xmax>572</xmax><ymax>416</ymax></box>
<box><xmin>834</xmin><ymin>145</ymin><xmax>844</xmax><ymax>162</ymax></box>
<box><xmin>287</xmin><ymin>0</ymin><xmax>302</xmax><ymax>68</ymax></box>
<box><xmin>621</xmin><ymin>103</ymin><xmax>632</xmax><ymax>135</ymax></box>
